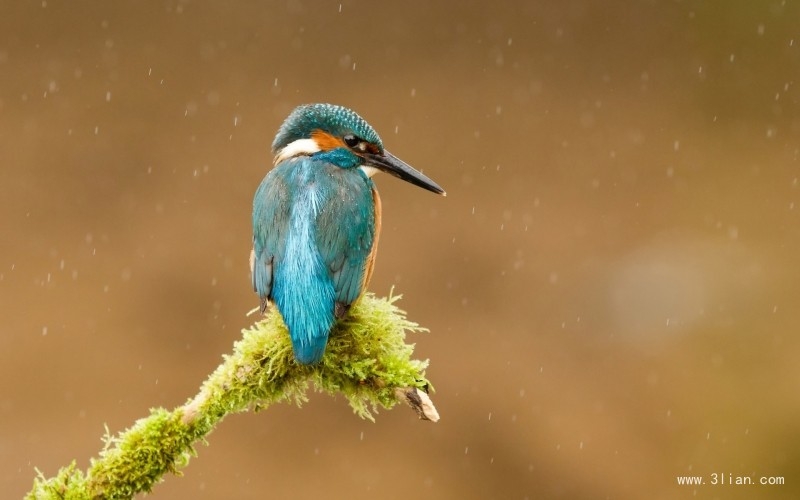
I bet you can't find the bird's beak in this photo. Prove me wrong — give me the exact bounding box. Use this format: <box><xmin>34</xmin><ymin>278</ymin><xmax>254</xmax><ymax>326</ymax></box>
<box><xmin>364</xmin><ymin>150</ymin><xmax>446</xmax><ymax>196</ymax></box>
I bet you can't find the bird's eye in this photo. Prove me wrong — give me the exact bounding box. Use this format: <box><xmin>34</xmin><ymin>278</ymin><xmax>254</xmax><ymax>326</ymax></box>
<box><xmin>343</xmin><ymin>134</ymin><xmax>360</xmax><ymax>148</ymax></box>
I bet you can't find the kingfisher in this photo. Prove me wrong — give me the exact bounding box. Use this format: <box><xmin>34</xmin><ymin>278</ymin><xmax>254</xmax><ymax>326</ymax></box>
<box><xmin>251</xmin><ymin>103</ymin><xmax>445</xmax><ymax>364</ymax></box>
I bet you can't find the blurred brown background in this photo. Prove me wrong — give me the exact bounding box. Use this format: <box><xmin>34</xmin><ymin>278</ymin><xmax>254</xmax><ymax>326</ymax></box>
<box><xmin>2</xmin><ymin>1</ymin><xmax>799</xmax><ymax>499</ymax></box>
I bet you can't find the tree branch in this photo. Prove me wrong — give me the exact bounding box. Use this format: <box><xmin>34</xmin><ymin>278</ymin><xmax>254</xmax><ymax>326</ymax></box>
<box><xmin>27</xmin><ymin>293</ymin><xmax>437</xmax><ymax>499</ymax></box>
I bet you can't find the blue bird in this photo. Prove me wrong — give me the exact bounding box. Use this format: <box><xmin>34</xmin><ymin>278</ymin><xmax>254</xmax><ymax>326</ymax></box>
<box><xmin>251</xmin><ymin>103</ymin><xmax>445</xmax><ymax>364</ymax></box>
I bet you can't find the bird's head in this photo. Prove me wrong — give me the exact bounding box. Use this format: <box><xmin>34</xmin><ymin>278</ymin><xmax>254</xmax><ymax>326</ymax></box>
<box><xmin>272</xmin><ymin>103</ymin><xmax>445</xmax><ymax>195</ymax></box>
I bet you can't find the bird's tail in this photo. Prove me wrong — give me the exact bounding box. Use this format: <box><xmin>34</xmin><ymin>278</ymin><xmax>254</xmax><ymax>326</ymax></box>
<box><xmin>273</xmin><ymin>267</ymin><xmax>335</xmax><ymax>365</ymax></box>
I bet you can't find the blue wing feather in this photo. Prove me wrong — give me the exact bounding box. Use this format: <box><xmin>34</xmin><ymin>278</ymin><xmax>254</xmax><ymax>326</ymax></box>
<box><xmin>251</xmin><ymin>169</ymin><xmax>289</xmax><ymax>309</ymax></box>
<box><xmin>316</xmin><ymin>168</ymin><xmax>376</xmax><ymax>309</ymax></box>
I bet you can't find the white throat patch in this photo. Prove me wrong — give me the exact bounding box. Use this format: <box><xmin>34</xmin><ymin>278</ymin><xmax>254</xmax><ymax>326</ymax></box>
<box><xmin>274</xmin><ymin>138</ymin><xmax>321</xmax><ymax>164</ymax></box>
<box><xmin>359</xmin><ymin>166</ymin><xmax>380</xmax><ymax>178</ymax></box>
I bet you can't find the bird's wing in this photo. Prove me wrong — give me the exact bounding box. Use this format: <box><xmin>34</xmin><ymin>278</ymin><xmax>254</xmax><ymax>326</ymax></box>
<box><xmin>315</xmin><ymin>172</ymin><xmax>376</xmax><ymax>314</ymax></box>
<box><xmin>251</xmin><ymin>169</ymin><xmax>290</xmax><ymax>312</ymax></box>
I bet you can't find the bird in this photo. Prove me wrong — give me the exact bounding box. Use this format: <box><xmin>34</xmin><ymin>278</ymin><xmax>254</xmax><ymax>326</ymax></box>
<box><xmin>251</xmin><ymin>103</ymin><xmax>445</xmax><ymax>364</ymax></box>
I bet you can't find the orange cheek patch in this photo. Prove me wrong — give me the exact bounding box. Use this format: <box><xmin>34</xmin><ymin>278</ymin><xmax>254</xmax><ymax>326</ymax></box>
<box><xmin>311</xmin><ymin>130</ymin><xmax>346</xmax><ymax>151</ymax></box>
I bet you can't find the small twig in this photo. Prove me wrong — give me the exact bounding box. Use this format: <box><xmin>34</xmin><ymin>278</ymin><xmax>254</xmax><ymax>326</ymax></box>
<box><xmin>395</xmin><ymin>387</ymin><xmax>440</xmax><ymax>422</ymax></box>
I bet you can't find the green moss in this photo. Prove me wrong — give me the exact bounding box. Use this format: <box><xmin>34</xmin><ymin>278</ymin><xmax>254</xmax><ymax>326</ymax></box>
<box><xmin>29</xmin><ymin>462</ymin><xmax>88</xmax><ymax>500</ymax></box>
<box><xmin>27</xmin><ymin>293</ymin><xmax>435</xmax><ymax>499</ymax></box>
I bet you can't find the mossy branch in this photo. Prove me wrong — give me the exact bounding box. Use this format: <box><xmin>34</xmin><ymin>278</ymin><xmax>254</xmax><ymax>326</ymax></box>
<box><xmin>27</xmin><ymin>293</ymin><xmax>438</xmax><ymax>500</ymax></box>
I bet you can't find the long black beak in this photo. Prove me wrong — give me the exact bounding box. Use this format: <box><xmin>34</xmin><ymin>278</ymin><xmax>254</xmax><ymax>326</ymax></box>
<box><xmin>364</xmin><ymin>150</ymin><xmax>446</xmax><ymax>196</ymax></box>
